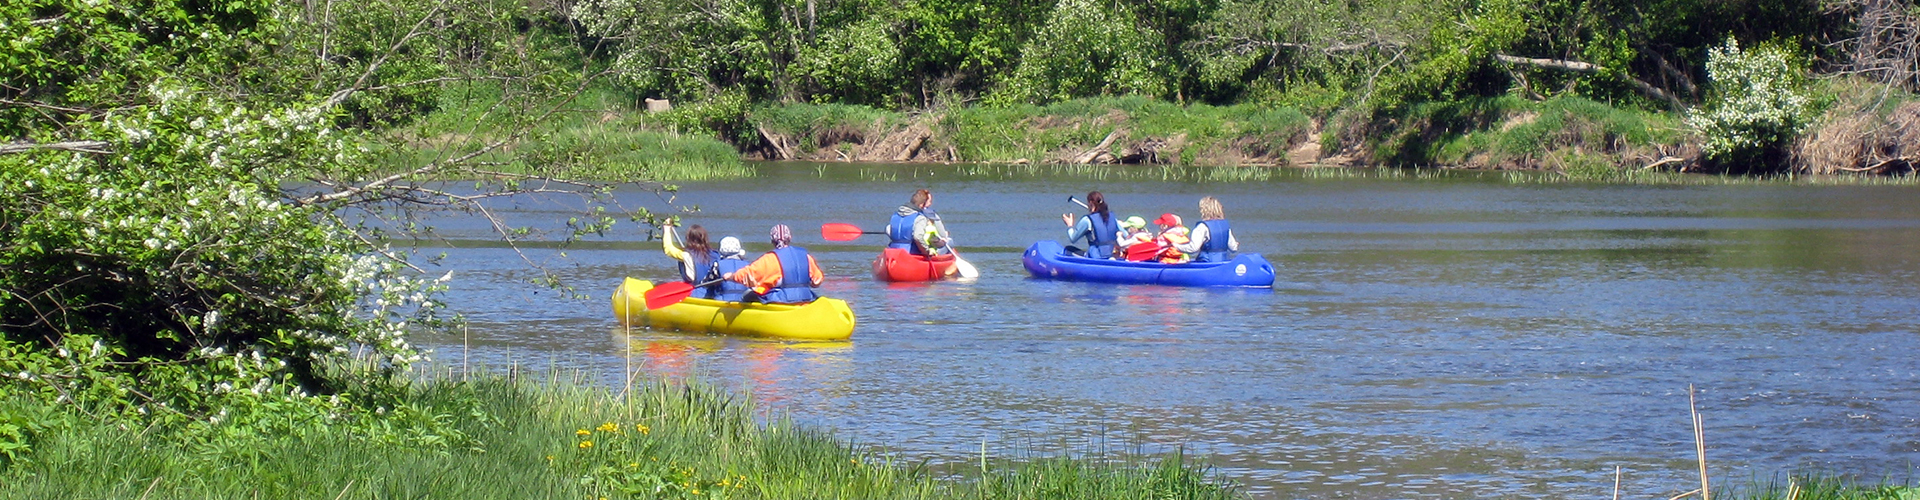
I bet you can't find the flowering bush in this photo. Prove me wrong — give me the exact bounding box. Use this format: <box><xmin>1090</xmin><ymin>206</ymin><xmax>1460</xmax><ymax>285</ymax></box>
<box><xmin>1687</xmin><ymin>38</ymin><xmax>1820</xmax><ymax>169</ymax></box>
<box><xmin>1</xmin><ymin>80</ymin><xmax>448</xmax><ymax>416</ymax></box>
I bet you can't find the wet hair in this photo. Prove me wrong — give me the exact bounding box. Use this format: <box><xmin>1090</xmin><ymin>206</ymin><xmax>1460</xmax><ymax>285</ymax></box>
<box><xmin>686</xmin><ymin>225</ymin><xmax>711</xmax><ymax>254</ymax></box>
<box><xmin>1199</xmin><ymin>196</ymin><xmax>1224</xmax><ymax>220</ymax></box>
<box><xmin>909</xmin><ymin>189</ymin><xmax>932</xmax><ymax>209</ymax></box>
<box><xmin>1087</xmin><ymin>191</ymin><xmax>1109</xmax><ymax>218</ymax></box>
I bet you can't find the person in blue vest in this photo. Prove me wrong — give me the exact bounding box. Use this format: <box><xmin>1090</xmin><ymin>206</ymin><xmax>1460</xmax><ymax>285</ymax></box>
<box><xmin>889</xmin><ymin>188</ymin><xmax>951</xmax><ymax>256</ymax></box>
<box><xmin>1173</xmin><ymin>196</ymin><xmax>1239</xmax><ymax>262</ymax></box>
<box><xmin>661</xmin><ymin>222</ymin><xmax>721</xmax><ymax>299</ymax></box>
<box><xmin>1060</xmin><ymin>191</ymin><xmax>1122</xmax><ymax>259</ymax></box>
<box><xmin>725</xmin><ymin>224</ymin><xmax>825</xmax><ymax>304</ymax></box>
<box><xmin>705</xmin><ymin>236</ymin><xmax>753</xmax><ymax>301</ymax></box>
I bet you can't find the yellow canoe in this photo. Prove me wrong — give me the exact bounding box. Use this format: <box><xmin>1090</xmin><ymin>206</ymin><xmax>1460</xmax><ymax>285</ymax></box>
<box><xmin>611</xmin><ymin>278</ymin><xmax>856</xmax><ymax>341</ymax></box>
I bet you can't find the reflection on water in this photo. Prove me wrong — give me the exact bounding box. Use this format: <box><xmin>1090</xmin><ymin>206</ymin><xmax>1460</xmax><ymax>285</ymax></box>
<box><xmin>416</xmin><ymin>162</ymin><xmax>1920</xmax><ymax>499</ymax></box>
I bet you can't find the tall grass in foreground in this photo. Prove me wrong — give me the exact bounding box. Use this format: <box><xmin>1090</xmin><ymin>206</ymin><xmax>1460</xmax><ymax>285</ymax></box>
<box><xmin>0</xmin><ymin>372</ymin><xmax>1240</xmax><ymax>499</ymax></box>
<box><xmin>1730</xmin><ymin>475</ymin><xmax>1920</xmax><ymax>500</ymax></box>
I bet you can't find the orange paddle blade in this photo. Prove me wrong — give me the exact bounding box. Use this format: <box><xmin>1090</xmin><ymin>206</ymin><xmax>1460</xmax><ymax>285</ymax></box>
<box><xmin>1125</xmin><ymin>243</ymin><xmax>1163</xmax><ymax>261</ymax></box>
<box><xmin>821</xmin><ymin>223</ymin><xmax>879</xmax><ymax>241</ymax></box>
<box><xmin>643</xmin><ymin>281</ymin><xmax>697</xmax><ymax>309</ymax></box>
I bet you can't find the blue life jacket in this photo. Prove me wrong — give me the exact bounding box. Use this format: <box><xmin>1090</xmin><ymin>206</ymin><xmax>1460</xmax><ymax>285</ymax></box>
<box><xmin>708</xmin><ymin>259</ymin><xmax>752</xmax><ymax>301</ymax></box>
<box><xmin>685</xmin><ymin>250</ymin><xmax>720</xmax><ymax>298</ymax></box>
<box><xmin>758</xmin><ymin>246</ymin><xmax>820</xmax><ymax>304</ymax></box>
<box><xmin>1079</xmin><ymin>213</ymin><xmax>1120</xmax><ymax>259</ymax></box>
<box><xmin>1196</xmin><ymin>219</ymin><xmax>1233</xmax><ymax>262</ymax></box>
<box><xmin>886</xmin><ymin>210</ymin><xmax>918</xmax><ymax>251</ymax></box>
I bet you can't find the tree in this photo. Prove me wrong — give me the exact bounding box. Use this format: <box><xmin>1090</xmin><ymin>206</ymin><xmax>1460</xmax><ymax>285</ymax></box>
<box><xmin>2</xmin><ymin>0</ymin><xmax>668</xmax><ymax>417</ymax></box>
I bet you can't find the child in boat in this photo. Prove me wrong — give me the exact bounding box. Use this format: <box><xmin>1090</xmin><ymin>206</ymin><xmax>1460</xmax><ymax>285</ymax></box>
<box><xmin>1118</xmin><ymin>216</ymin><xmax>1155</xmax><ymax>261</ymax></box>
<box><xmin>1151</xmin><ymin>213</ymin><xmax>1192</xmax><ymax>264</ymax></box>
<box><xmin>706</xmin><ymin>237</ymin><xmax>752</xmax><ymax>301</ymax></box>
<box><xmin>1172</xmin><ymin>196</ymin><xmax>1239</xmax><ymax>262</ymax></box>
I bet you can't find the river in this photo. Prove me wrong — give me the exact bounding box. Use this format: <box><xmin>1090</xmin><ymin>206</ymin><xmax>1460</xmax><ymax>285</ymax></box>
<box><xmin>411</xmin><ymin>162</ymin><xmax>1920</xmax><ymax>499</ymax></box>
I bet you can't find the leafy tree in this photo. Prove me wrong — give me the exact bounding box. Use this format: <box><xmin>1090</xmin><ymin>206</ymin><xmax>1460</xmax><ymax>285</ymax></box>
<box><xmin>2</xmin><ymin>0</ymin><xmax>663</xmax><ymax>421</ymax></box>
<box><xmin>989</xmin><ymin>0</ymin><xmax>1173</xmax><ymax>105</ymax></box>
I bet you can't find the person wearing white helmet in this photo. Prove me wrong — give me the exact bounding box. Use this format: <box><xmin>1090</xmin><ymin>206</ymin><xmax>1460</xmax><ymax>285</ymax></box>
<box><xmin>706</xmin><ymin>236</ymin><xmax>752</xmax><ymax>301</ymax></box>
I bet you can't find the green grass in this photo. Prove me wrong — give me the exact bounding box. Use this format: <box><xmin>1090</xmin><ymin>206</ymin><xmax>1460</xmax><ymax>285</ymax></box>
<box><xmin>1365</xmin><ymin>95</ymin><xmax>1687</xmax><ymax>170</ymax></box>
<box><xmin>381</xmin><ymin>82</ymin><xmax>752</xmax><ymax>182</ymax></box>
<box><xmin>0</xmin><ymin>371</ymin><xmax>1241</xmax><ymax>499</ymax></box>
<box><xmin>1730</xmin><ymin>475</ymin><xmax>1920</xmax><ymax>500</ymax></box>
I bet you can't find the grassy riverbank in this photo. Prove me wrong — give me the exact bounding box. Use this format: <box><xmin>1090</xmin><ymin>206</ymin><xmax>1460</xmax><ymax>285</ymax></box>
<box><xmin>0</xmin><ymin>371</ymin><xmax>1237</xmax><ymax>499</ymax></box>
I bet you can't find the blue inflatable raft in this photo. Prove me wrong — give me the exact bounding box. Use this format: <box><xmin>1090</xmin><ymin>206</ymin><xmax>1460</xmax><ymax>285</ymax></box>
<box><xmin>1021</xmin><ymin>240</ymin><xmax>1275</xmax><ymax>288</ymax></box>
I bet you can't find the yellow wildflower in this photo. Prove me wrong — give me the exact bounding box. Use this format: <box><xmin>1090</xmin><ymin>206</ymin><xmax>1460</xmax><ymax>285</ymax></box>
<box><xmin>596</xmin><ymin>422</ymin><xmax>619</xmax><ymax>433</ymax></box>
<box><xmin>575</xmin><ymin>429</ymin><xmax>591</xmax><ymax>436</ymax></box>
<box><xmin>578</xmin><ymin>440</ymin><xmax>593</xmax><ymax>449</ymax></box>
<box><xmin>635</xmin><ymin>423</ymin><xmax>650</xmax><ymax>434</ymax></box>
<box><xmin>628</xmin><ymin>462</ymin><xmax>639</xmax><ymax>468</ymax></box>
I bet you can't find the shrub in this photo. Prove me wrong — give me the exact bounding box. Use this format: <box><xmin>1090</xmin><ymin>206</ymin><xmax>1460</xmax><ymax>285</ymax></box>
<box><xmin>1686</xmin><ymin>38</ymin><xmax>1821</xmax><ymax>171</ymax></box>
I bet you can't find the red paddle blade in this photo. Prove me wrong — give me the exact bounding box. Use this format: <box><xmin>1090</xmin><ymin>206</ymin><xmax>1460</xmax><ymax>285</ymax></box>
<box><xmin>643</xmin><ymin>281</ymin><xmax>697</xmax><ymax>309</ymax></box>
<box><xmin>821</xmin><ymin>223</ymin><xmax>867</xmax><ymax>241</ymax></box>
<box><xmin>1125</xmin><ymin>243</ymin><xmax>1162</xmax><ymax>261</ymax></box>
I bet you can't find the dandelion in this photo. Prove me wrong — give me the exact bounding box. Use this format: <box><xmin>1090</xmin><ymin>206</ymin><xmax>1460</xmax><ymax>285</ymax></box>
<box><xmin>576</xmin><ymin>429</ymin><xmax>591</xmax><ymax>436</ymax></box>
<box><xmin>578</xmin><ymin>440</ymin><xmax>593</xmax><ymax>449</ymax></box>
<box><xmin>635</xmin><ymin>423</ymin><xmax>651</xmax><ymax>434</ymax></box>
<box><xmin>546</xmin><ymin>455</ymin><xmax>555</xmax><ymax>462</ymax></box>
<box><xmin>596</xmin><ymin>422</ymin><xmax>619</xmax><ymax>433</ymax></box>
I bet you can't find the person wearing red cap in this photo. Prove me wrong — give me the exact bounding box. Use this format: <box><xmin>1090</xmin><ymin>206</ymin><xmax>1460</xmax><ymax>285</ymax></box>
<box><xmin>725</xmin><ymin>224</ymin><xmax>824</xmax><ymax>303</ymax></box>
<box><xmin>1173</xmin><ymin>196</ymin><xmax>1238</xmax><ymax>262</ymax></box>
<box><xmin>1150</xmin><ymin>213</ymin><xmax>1192</xmax><ymax>264</ymax></box>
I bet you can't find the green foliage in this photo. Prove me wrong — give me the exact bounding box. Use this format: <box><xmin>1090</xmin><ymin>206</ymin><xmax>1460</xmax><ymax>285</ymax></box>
<box><xmin>1687</xmin><ymin>38</ymin><xmax>1821</xmax><ymax>171</ymax></box>
<box><xmin>0</xmin><ymin>0</ymin><xmax>277</xmax><ymax>138</ymax></box>
<box><xmin>2</xmin><ymin>373</ymin><xmax>1239</xmax><ymax>499</ymax></box>
<box><xmin>989</xmin><ymin>0</ymin><xmax>1172</xmax><ymax>105</ymax></box>
<box><xmin>793</xmin><ymin>18</ymin><xmax>905</xmax><ymax>105</ymax></box>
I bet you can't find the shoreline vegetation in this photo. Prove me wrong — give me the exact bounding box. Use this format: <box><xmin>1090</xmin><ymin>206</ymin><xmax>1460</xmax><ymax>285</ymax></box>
<box><xmin>411</xmin><ymin>82</ymin><xmax>1918</xmax><ymax>184</ymax></box>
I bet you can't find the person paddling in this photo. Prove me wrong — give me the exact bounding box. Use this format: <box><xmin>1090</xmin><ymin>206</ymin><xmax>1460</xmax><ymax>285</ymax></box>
<box><xmin>889</xmin><ymin>188</ymin><xmax>952</xmax><ymax>256</ymax></box>
<box><xmin>662</xmin><ymin>222</ymin><xmax>721</xmax><ymax>299</ymax></box>
<box><xmin>1173</xmin><ymin>196</ymin><xmax>1238</xmax><ymax>262</ymax></box>
<box><xmin>1061</xmin><ymin>191</ymin><xmax>1122</xmax><ymax>259</ymax></box>
<box><xmin>725</xmin><ymin>224</ymin><xmax>824</xmax><ymax>304</ymax></box>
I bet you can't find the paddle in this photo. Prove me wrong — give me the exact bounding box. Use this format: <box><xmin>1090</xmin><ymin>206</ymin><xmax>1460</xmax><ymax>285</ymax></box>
<box><xmin>822</xmin><ymin>222</ymin><xmax>978</xmax><ymax>278</ymax></box>
<box><xmin>1124</xmin><ymin>242</ymin><xmax>1164</xmax><ymax>261</ymax></box>
<box><xmin>1068</xmin><ymin>195</ymin><xmax>1089</xmax><ymax>209</ymax></box>
<box><xmin>644</xmin><ymin>278</ymin><xmax>726</xmax><ymax>309</ymax></box>
<box><xmin>821</xmin><ymin>222</ymin><xmax>885</xmax><ymax>241</ymax></box>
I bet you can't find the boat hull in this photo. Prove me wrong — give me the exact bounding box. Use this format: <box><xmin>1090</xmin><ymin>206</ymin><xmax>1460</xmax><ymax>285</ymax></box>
<box><xmin>611</xmin><ymin>278</ymin><xmax>856</xmax><ymax>341</ymax></box>
<box><xmin>1021</xmin><ymin>240</ymin><xmax>1274</xmax><ymax>287</ymax></box>
<box><xmin>871</xmin><ymin>247</ymin><xmax>958</xmax><ymax>282</ymax></box>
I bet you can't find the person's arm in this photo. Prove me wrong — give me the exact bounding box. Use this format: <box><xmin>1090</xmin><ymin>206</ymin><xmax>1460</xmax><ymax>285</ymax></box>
<box><xmin>1174</xmin><ymin>224</ymin><xmax>1207</xmax><ymax>253</ymax></box>
<box><xmin>1065</xmin><ymin>216</ymin><xmax>1091</xmax><ymax>242</ymax></box>
<box><xmin>731</xmin><ymin>253</ymin><xmax>785</xmax><ymax>293</ymax></box>
<box><xmin>662</xmin><ymin>226</ymin><xmax>687</xmax><ymax>261</ymax></box>
<box><xmin>806</xmin><ymin>255</ymin><xmax>824</xmax><ymax>287</ymax></box>
<box><xmin>1227</xmin><ymin>229</ymin><xmax>1238</xmax><ymax>251</ymax></box>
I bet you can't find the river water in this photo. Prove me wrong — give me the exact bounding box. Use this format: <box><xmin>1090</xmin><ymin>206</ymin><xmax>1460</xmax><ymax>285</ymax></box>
<box><xmin>411</xmin><ymin>162</ymin><xmax>1920</xmax><ymax>499</ymax></box>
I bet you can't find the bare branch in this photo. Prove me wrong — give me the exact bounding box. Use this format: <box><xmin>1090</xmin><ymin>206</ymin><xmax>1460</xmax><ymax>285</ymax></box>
<box><xmin>1495</xmin><ymin>54</ymin><xmax>1686</xmax><ymax>109</ymax></box>
<box><xmin>0</xmin><ymin>141</ymin><xmax>113</xmax><ymax>155</ymax></box>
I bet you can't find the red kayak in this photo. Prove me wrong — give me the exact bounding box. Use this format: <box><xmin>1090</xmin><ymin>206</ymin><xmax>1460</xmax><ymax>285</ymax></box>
<box><xmin>872</xmin><ymin>248</ymin><xmax>958</xmax><ymax>282</ymax></box>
